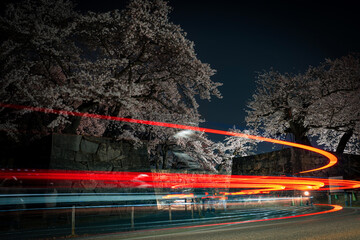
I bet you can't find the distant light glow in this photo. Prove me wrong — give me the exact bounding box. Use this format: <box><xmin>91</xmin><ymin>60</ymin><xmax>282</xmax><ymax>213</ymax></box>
<box><xmin>0</xmin><ymin>103</ymin><xmax>337</xmax><ymax>173</ymax></box>
<box><xmin>304</xmin><ymin>191</ymin><xmax>310</xmax><ymax>196</ymax></box>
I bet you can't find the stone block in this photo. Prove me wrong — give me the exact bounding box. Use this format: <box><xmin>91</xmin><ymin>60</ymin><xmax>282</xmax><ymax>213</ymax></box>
<box><xmin>89</xmin><ymin>161</ymin><xmax>113</xmax><ymax>171</ymax></box>
<box><xmin>80</xmin><ymin>139</ymin><xmax>99</xmax><ymax>154</ymax></box>
<box><xmin>97</xmin><ymin>143</ymin><xmax>122</xmax><ymax>162</ymax></box>
<box><xmin>50</xmin><ymin>160</ymin><xmax>87</xmax><ymax>170</ymax></box>
<box><xmin>52</xmin><ymin>134</ymin><xmax>82</xmax><ymax>151</ymax></box>
<box><xmin>63</xmin><ymin>150</ymin><xmax>76</xmax><ymax>161</ymax></box>
<box><xmin>51</xmin><ymin>147</ymin><xmax>76</xmax><ymax>162</ymax></box>
<box><xmin>112</xmin><ymin>157</ymin><xmax>123</xmax><ymax>167</ymax></box>
<box><xmin>50</xmin><ymin>146</ymin><xmax>62</xmax><ymax>159</ymax></box>
<box><xmin>75</xmin><ymin>152</ymin><xmax>93</xmax><ymax>162</ymax></box>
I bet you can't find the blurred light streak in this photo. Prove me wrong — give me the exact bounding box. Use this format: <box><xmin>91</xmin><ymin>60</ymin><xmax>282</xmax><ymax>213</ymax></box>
<box><xmin>226</xmin><ymin>196</ymin><xmax>308</xmax><ymax>203</ymax></box>
<box><xmin>162</xmin><ymin>193</ymin><xmax>194</xmax><ymax>199</ymax></box>
<box><xmin>116</xmin><ymin>204</ymin><xmax>343</xmax><ymax>232</ymax></box>
<box><xmin>0</xmin><ymin>196</ymin><xmax>308</xmax><ymax>213</ymax></box>
<box><xmin>0</xmin><ymin>193</ymin><xmax>159</xmax><ymax>206</ymax></box>
<box><xmin>0</xmin><ymin>103</ymin><xmax>337</xmax><ymax>173</ymax></box>
<box><xmin>1</xmin><ymin>169</ymin><xmax>359</xmax><ymax>193</ymax></box>
<box><xmin>0</xmin><ymin>203</ymin><xmax>161</xmax><ymax>213</ymax></box>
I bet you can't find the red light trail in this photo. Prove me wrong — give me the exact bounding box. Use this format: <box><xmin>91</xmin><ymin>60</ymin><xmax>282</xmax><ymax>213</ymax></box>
<box><xmin>0</xmin><ymin>103</ymin><xmax>337</xmax><ymax>173</ymax></box>
<box><xmin>1</xmin><ymin>169</ymin><xmax>359</xmax><ymax>193</ymax></box>
<box><xmin>1</xmin><ymin>103</ymin><xmax>359</xmax><ymax>194</ymax></box>
<box><xmin>1</xmin><ymin>102</ymin><xmax>359</xmax><ymax>230</ymax></box>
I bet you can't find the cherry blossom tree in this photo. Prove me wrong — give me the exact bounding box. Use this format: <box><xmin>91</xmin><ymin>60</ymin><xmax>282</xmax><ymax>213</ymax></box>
<box><xmin>246</xmin><ymin>54</ymin><xmax>360</xmax><ymax>154</ymax></box>
<box><xmin>305</xmin><ymin>55</ymin><xmax>360</xmax><ymax>154</ymax></box>
<box><xmin>0</xmin><ymin>0</ymin><xmax>79</xmax><ymax>141</ymax></box>
<box><xmin>0</xmin><ymin>0</ymin><xmax>223</xmax><ymax>170</ymax></box>
<box><xmin>246</xmin><ymin>70</ymin><xmax>313</xmax><ymax>145</ymax></box>
<box><xmin>172</xmin><ymin>130</ymin><xmax>223</xmax><ymax>172</ymax></box>
<box><xmin>222</xmin><ymin>128</ymin><xmax>258</xmax><ymax>157</ymax></box>
<box><xmin>0</xmin><ymin>1</ymin><xmax>221</xmax><ymax>136</ymax></box>
<box><xmin>210</xmin><ymin>127</ymin><xmax>258</xmax><ymax>173</ymax></box>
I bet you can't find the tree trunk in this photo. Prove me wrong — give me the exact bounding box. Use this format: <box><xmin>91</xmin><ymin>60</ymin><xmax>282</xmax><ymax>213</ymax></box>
<box><xmin>162</xmin><ymin>145</ymin><xmax>169</xmax><ymax>169</ymax></box>
<box><xmin>336</xmin><ymin>129</ymin><xmax>353</xmax><ymax>154</ymax></box>
<box><xmin>102</xmin><ymin>106</ymin><xmax>122</xmax><ymax>138</ymax></box>
<box><xmin>295</xmin><ymin>134</ymin><xmax>311</xmax><ymax>146</ymax></box>
<box><xmin>156</xmin><ymin>158</ymin><xmax>159</xmax><ymax>170</ymax></box>
<box><xmin>289</xmin><ymin>121</ymin><xmax>312</xmax><ymax>146</ymax></box>
<box><xmin>63</xmin><ymin>101</ymin><xmax>94</xmax><ymax>134</ymax></box>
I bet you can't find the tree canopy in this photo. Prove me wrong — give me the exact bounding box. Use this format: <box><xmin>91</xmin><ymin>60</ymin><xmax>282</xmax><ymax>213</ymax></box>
<box><xmin>246</xmin><ymin>54</ymin><xmax>360</xmax><ymax>154</ymax></box>
<box><xmin>0</xmin><ymin>0</ymin><xmax>222</xmax><ymax>137</ymax></box>
<box><xmin>0</xmin><ymin>0</ymin><xmax>225</xmax><ymax>170</ymax></box>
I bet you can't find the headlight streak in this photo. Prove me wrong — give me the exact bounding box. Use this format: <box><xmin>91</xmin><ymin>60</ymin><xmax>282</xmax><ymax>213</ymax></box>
<box><xmin>92</xmin><ymin>204</ymin><xmax>343</xmax><ymax>233</ymax></box>
<box><xmin>0</xmin><ymin>195</ymin><xmax>309</xmax><ymax>213</ymax></box>
<box><xmin>0</xmin><ymin>103</ymin><xmax>337</xmax><ymax>173</ymax></box>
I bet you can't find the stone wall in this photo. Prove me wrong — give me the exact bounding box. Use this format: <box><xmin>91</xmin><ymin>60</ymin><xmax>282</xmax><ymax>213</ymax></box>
<box><xmin>50</xmin><ymin>134</ymin><xmax>150</xmax><ymax>172</ymax></box>
<box><xmin>232</xmin><ymin>148</ymin><xmax>360</xmax><ymax>179</ymax></box>
<box><xmin>49</xmin><ymin>134</ymin><xmax>153</xmax><ymax>196</ymax></box>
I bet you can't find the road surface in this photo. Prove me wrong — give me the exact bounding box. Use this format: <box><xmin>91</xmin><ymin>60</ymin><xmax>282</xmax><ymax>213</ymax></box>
<box><xmin>78</xmin><ymin>207</ymin><xmax>360</xmax><ymax>240</ymax></box>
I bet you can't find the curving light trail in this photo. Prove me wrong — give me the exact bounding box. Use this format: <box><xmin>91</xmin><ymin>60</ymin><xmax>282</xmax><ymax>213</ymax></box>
<box><xmin>0</xmin><ymin>103</ymin><xmax>337</xmax><ymax>173</ymax></box>
<box><xmin>1</xmin><ymin>104</ymin><xmax>359</xmax><ymax>198</ymax></box>
<box><xmin>107</xmin><ymin>204</ymin><xmax>343</xmax><ymax>233</ymax></box>
<box><xmin>0</xmin><ymin>103</ymin><xmax>359</xmax><ymax>236</ymax></box>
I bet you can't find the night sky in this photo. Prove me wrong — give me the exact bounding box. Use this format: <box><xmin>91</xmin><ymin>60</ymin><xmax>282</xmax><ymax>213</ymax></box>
<box><xmin>3</xmin><ymin>0</ymin><xmax>358</xmax><ymax>143</ymax></box>
<box><xmin>73</xmin><ymin>0</ymin><xmax>360</xmax><ymax>142</ymax></box>
<box><xmin>167</xmin><ymin>0</ymin><xmax>360</xmax><ymax>133</ymax></box>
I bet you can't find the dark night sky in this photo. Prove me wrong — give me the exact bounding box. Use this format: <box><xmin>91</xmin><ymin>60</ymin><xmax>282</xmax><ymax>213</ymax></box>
<box><xmin>167</xmin><ymin>1</ymin><xmax>360</xmax><ymax>131</ymax></box>
<box><xmin>77</xmin><ymin>0</ymin><xmax>360</xmax><ymax>143</ymax></box>
<box><xmin>75</xmin><ymin>1</ymin><xmax>360</xmax><ymax>140</ymax></box>
<box><xmin>4</xmin><ymin>0</ymin><xmax>358</xmax><ymax>143</ymax></box>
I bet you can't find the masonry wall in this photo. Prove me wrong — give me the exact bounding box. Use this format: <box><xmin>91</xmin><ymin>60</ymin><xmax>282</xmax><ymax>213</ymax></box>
<box><xmin>232</xmin><ymin>148</ymin><xmax>360</xmax><ymax>179</ymax></box>
<box><xmin>50</xmin><ymin>134</ymin><xmax>150</xmax><ymax>172</ymax></box>
<box><xmin>49</xmin><ymin>133</ymin><xmax>154</xmax><ymax>199</ymax></box>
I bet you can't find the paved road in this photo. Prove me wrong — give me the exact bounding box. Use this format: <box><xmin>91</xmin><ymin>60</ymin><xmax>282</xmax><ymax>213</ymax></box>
<box><xmin>0</xmin><ymin>206</ymin><xmax>319</xmax><ymax>239</ymax></box>
<box><xmin>78</xmin><ymin>207</ymin><xmax>360</xmax><ymax>240</ymax></box>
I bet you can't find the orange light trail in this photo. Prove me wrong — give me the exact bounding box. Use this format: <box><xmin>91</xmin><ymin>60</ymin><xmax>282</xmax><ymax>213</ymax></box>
<box><xmin>0</xmin><ymin>103</ymin><xmax>337</xmax><ymax>173</ymax></box>
<box><xmin>162</xmin><ymin>193</ymin><xmax>194</xmax><ymax>199</ymax></box>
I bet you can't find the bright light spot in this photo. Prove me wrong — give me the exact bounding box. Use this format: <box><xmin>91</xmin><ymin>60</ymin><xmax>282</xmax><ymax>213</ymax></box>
<box><xmin>173</xmin><ymin>152</ymin><xmax>193</xmax><ymax>160</ymax></box>
<box><xmin>136</xmin><ymin>174</ymin><xmax>149</xmax><ymax>178</ymax></box>
<box><xmin>174</xmin><ymin>130</ymin><xmax>194</xmax><ymax>139</ymax></box>
<box><xmin>304</xmin><ymin>191</ymin><xmax>310</xmax><ymax>196</ymax></box>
